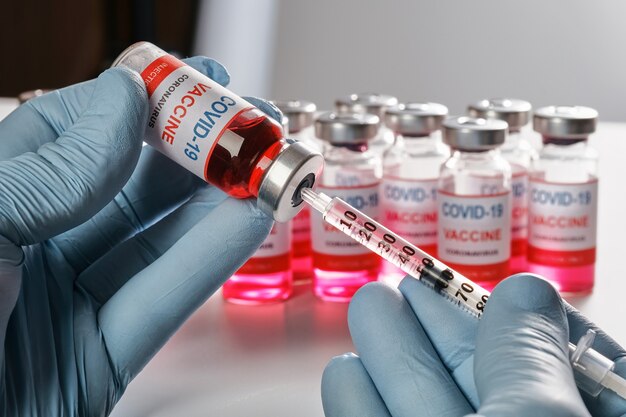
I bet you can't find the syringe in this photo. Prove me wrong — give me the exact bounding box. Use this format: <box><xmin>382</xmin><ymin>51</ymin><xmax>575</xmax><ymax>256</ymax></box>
<box><xmin>301</xmin><ymin>188</ymin><xmax>626</xmax><ymax>400</ymax></box>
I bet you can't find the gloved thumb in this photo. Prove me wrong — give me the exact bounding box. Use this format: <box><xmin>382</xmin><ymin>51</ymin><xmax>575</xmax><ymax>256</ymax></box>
<box><xmin>0</xmin><ymin>68</ymin><xmax>148</xmax><ymax>245</ymax></box>
<box><xmin>470</xmin><ymin>275</ymin><xmax>590</xmax><ymax>417</ymax></box>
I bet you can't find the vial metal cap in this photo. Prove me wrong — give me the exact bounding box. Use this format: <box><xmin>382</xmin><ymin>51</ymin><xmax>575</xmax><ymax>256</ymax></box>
<box><xmin>335</xmin><ymin>93</ymin><xmax>398</xmax><ymax>118</ymax></box>
<box><xmin>533</xmin><ymin>106</ymin><xmax>598</xmax><ymax>139</ymax></box>
<box><xmin>315</xmin><ymin>112</ymin><xmax>380</xmax><ymax>144</ymax></box>
<box><xmin>384</xmin><ymin>102</ymin><xmax>449</xmax><ymax>136</ymax></box>
<box><xmin>467</xmin><ymin>98</ymin><xmax>531</xmax><ymax>131</ymax></box>
<box><xmin>443</xmin><ymin>116</ymin><xmax>508</xmax><ymax>151</ymax></box>
<box><xmin>271</xmin><ymin>100</ymin><xmax>316</xmax><ymax>133</ymax></box>
<box><xmin>257</xmin><ymin>141</ymin><xmax>324</xmax><ymax>222</ymax></box>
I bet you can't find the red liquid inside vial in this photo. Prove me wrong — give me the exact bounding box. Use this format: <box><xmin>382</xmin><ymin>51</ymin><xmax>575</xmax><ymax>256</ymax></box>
<box><xmin>292</xmin><ymin>207</ymin><xmax>313</xmax><ymax>284</ymax></box>
<box><xmin>204</xmin><ymin>108</ymin><xmax>285</xmax><ymax>198</ymax></box>
<box><xmin>510</xmin><ymin>238</ymin><xmax>527</xmax><ymax>274</ymax></box>
<box><xmin>313</xmin><ymin>253</ymin><xmax>381</xmax><ymax>302</ymax></box>
<box><xmin>224</xmin><ymin>253</ymin><xmax>293</xmax><ymax>304</ymax></box>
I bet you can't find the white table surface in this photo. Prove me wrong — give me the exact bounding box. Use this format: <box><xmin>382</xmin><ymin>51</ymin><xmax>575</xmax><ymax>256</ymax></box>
<box><xmin>1</xmin><ymin>99</ymin><xmax>625</xmax><ymax>416</ymax></box>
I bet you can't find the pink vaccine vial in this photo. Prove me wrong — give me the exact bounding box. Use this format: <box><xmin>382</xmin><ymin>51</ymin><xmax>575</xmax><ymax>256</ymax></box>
<box><xmin>380</xmin><ymin>102</ymin><xmax>449</xmax><ymax>286</ymax></box>
<box><xmin>528</xmin><ymin>106</ymin><xmax>599</xmax><ymax>295</ymax></box>
<box><xmin>438</xmin><ymin>117</ymin><xmax>512</xmax><ymax>290</ymax></box>
<box><xmin>272</xmin><ymin>100</ymin><xmax>321</xmax><ymax>284</ymax></box>
<box><xmin>468</xmin><ymin>98</ymin><xmax>536</xmax><ymax>273</ymax></box>
<box><xmin>335</xmin><ymin>93</ymin><xmax>398</xmax><ymax>155</ymax></box>
<box><xmin>224</xmin><ymin>118</ymin><xmax>294</xmax><ymax>303</ymax></box>
<box><xmin>311</xmin><ymin>112</ymin><xmax>383</xmax><ymax>301</ymax></box>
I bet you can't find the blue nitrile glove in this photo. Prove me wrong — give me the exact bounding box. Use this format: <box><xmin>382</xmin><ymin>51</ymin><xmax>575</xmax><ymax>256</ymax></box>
<box><xmin>322</xmin><ymin>274</ymin><xmax>626</xmax><ymax>416</ymax></box>
<box><xmin>0</xmin><ymin>57</ymin><xmax>279</xmax><ymax>416</ymax></box>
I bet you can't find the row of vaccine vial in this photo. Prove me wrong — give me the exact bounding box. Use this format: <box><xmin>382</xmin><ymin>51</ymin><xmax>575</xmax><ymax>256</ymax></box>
<box><xmin>223</xmin><ymin>94</ymin><xmax>599</xmax><ymax>304</ymax></box>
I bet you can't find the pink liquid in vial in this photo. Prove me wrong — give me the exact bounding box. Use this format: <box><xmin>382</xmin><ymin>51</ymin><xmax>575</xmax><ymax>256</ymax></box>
<box><xmin>510</xmin><ymin>238</ymin><xmax>528</xmax><ymax>274</ymax></box>
<box><xmin>224</xmin><ymin>253</ymin><xmax>293</xmax><ymax>304</ymax></box>
<box><xmin>313</xmin><ymin>252</ymin><xmax>380</xmax><ymax>302</ymax></box>
<box><xmin>292</xmin><ymin>207</ymin><xmax>313</xmax><ymax>284</ymax></box>
<box><xmin>527</xmin><ymin>246</ymin><xmax>595</xmax><ymax>295</ymax></box>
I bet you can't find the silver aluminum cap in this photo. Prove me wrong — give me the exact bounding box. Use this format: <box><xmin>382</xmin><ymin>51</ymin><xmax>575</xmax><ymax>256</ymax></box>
<box><xmin>257</xmin><ymin>141</ymin><xmax>324</xmax><ymax>222</ymax></box>
<box><xmin>315</xmin><ymin>112</ymin><xmax>380</xmax><ymax>144</ymax></box>
<box><xmin>468</xmin><ymin>98</ymin><xmax>531</xmax><ymax>131</ymax></box>
<box><xmin>335</xmin><ymin>93</ymin><xmax>398</xmax><ymax>118</ymax></box>
<box><xmin>384</xmin><ymin>102</ymin><xmax>449</xmax><ymax>136</ymax></box>
<box><xmin>533</xmin><ymin>106</ymin><xmax>598</xmax><ymax>139</ymax></box>
<box><xmin>271</xmin><ymin>100</ymin><xmax>317</xmax><ymax>133</ymax></box>
<box><xmin>443</xmin><ymin>116</ymin><xmax>508</xmax><ymax>151</ymax></box>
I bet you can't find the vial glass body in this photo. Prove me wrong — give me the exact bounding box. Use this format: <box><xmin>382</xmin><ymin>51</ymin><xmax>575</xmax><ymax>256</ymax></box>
<box><xmin>311</xmin><ymin>145</ymin><xmax>382</xmax><ymax>301</ymax></box>
<box><xmin>501</xmin><ymin>130</ymin><xmax>537</xmax><ymax>273</ymax></box>
<box><xmin>113</xmin><ymin>42</ymin><xmax>285</xmax><ymax>204</ymax></box>
<box><xmin>528</xmin><ymin>139</ymin><xmax>599</xmax><ymax>294</ymax></box>
<box><xmin>380</xmin><ymin>132</ymin><xmax>449</xmax><ymax>285</ymax></box>
<box><xmin>438</xmin><ymin>150</ymin><xmax>512</xmax><ymax>289</ymax></box>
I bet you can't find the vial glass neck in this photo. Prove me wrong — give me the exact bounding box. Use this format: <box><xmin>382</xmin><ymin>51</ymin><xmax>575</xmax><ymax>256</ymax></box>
<box><xmin>329</xmin><ymin>142</ymin><xmax>370</xmax><ymax>152</ymax></box>
<box><xmin>542</xmin><ymin>135</ymin><xmax>589</xmax><ymax>146</ymax></box>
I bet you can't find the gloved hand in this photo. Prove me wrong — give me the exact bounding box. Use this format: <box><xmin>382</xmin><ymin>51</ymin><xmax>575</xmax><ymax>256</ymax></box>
<box><xmin>322</xmin><ymin>274</ymin><xmax>626</xmax><ymax>417</ymax></box>
<box><xmin>0</xmin><ymin>57</ymin><xmax>278</xmax><ymax>416</ymax></box>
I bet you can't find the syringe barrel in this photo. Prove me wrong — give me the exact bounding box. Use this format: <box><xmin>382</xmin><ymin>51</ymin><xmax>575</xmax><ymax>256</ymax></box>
<box><xmin>317</xmin><ymin>192</ymin><xmax>491</xmax><ymax>318</ymax></box>
<box><xmin>569</xmin><ymin>342</ymin><xmax>614</xmax><ymax>397</ymax></box>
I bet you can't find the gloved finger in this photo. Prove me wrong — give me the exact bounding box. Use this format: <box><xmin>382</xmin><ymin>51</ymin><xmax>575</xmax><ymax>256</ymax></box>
<box><xmin>51</xmin><ymin>56</ymin><xmax>230</xmax><ymax>272</ymax></box>
<box><xmin>564</xmin><ymin>303</ymin><xmax>626</xmax><ymax>415</ymax></box>
<box><xmin>0</xmin><ymin>236</ymin><xmax>24</xmax><ymax>360</ymax></box>
<box><xmin>76</xmin><ymin>185</ymin><xmax>228</xmax><ymax>304</ymax></box>
<box><xmin>473</xmin><ymin>275</ymin><xmax>590</xmax><ymax>417</ymax></box>
<box><xmin>349</xmin><ymin>282</ymin><xmax>473</xmax><ymax>417</ymax></box>
<box><xmin>398</xmin><ymin>275</ymin><xmax>480</xmax><ymax>407</ymax></box>
<box><xmin>97</xmin><ymin>197</ymin><xmax>272</xmax><ymax>384</ymax></box>
<box><xmin>321</xmin><ymin>353</ymin><xmax>392</xmax><ymax>417</ymax></box>
<box><xmin>0</xmin><ymin>57</ymin><xmax>228</xmax><ymax>161</ymax></box>
<box><xmin>0</xmin><ymin>68</ymin><xmax>147</xmax><ymax>245</ymax></box>
<box><xmin>243</xmin><ymin>96</ymin><xmax>283</xmax><ymax>123</ymax></box>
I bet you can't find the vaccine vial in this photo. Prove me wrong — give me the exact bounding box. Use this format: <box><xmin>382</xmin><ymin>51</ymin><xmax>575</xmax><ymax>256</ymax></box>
<box><xmin>311</xmin><ymin>112</ymin><xmax>383</xmax><ymax>301</ymax></box>
<box><xmin>438</xmin><ymin>117</ymin><xmax>512</xmax><ymax>289</ymax></box>
<box><xmin>335</xmin><ymin>93</ymin><xmax>398</xmax><ymax>155</ymax></box>
<box><xmin>468</xmin><ymin>98</ymin><xmax>535</xmax><ymax>273</ymax></box>
<box><xmin>224</xmin><ymin>118</ymin><xmax>294</xmax><ymax>304</ymax></box>
<box><xmin>380</xmin><ymin>102</ymin><xmax>449</xmax><ymax>285</ymax></box>
<box><xmin>112</xmin><ymin>42</ymin><xmax>323</xmax><ymax>222</ymax></box>
<box><xmin>528</xmin><ymin>106</ymin><xmax>599</xmax><ymax>295</ymax></box>
<box><xmin>272</xmin><ymin>100</ymin><xmax>320</xmax><ymax>284</ymax></box>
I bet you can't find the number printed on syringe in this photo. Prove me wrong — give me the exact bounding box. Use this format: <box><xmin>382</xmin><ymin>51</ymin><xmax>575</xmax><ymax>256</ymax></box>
<box><xmin>319</xmin><ymin>192</ymin><xmax>490</xmax><ymax>318</ymax></box>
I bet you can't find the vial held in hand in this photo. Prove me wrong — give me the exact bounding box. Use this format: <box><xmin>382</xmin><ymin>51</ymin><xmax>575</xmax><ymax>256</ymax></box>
<box><xmin>112</xmin><ymin>42</ymin><xmax>323</xmax><ymax>222</ymax></box>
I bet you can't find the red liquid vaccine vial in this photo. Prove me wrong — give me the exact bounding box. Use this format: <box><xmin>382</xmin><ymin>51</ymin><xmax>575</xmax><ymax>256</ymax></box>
<box><xmin>112</xmin><ymin>42</ymin><xmax>323</xmax><ymax>223</ymax></box>
<box><xmin>468</xmin><ymin>99</ymin><xmax>536</xmax><ymax>274</ymax></box>
<box><xmin>528</xmin><ymin>106</ymin><xmax>599</xmax><ymax>295</ymax></box>
<box><xmin>380</xmin><ymin>102</ymin><xmax>449</xmax><ymax>286</ymax></box>
<box><xmin>225</xmin><ymin>118</ymin><xmax>294</xmax><ymax>303</ymax></box>
<box><xmin>335</xmin><ymin>93</ymin><xmax>398</xmax><ymax>155</ymax></box>
<box><xmin>272</xmin><ymin>100</ymin><xmax>322</xmax><ymax>284</ymax></box>
<box><xmin>311</xmin><ymin>112</ymin><xmax>383</xmax><ymax>302</ymax></box>
<box><xmin>438</xmin><ymin>117</ymin><xmax>512</xmax><ymax>290</ymax></box>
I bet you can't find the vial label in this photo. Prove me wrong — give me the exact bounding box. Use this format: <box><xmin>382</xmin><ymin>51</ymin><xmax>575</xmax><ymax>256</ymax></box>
<box><xmin>140</xmin><ymin>55</ymin><xmax>252</xmax><ymax>180</ymax></box>
<box><xmin>292</xmin><ymin>207</ymin><xmax>311</xmax><ymax>257</ymax></box>
<box><xmin>311</xmin><ymin>184</ymin><xmax>380</xmax><ymax>269</ymax></box>
<box><xmin>528</xmin><ymin>179</ymin><xmax>598</xmax><ymax>266</ymax></box>
<box><xmin>438</xmin><ymin>191</ymin><xmax>511</xmax><ymax>279</ymax></box>
<box><xmin>238</xmin><ymin>221</ymin><xmax>292</xmax><ymax>274</ymax></box>
<box><xmin>511</xmin><ymin>165</ymin><xmax>529</xmax><ymax>251</ymax></box>
<box><xmin>380</xmin><ymin>177</ymin><xmax>438</xmax><ymax>250</ymax></box>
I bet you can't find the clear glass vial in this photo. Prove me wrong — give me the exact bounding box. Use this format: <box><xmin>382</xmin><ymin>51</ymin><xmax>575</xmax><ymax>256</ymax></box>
<box><xmin>380</xmin><ymin>102</ymin><xmax>449</xmax><ymax>285</ymax></box>
<box><xmin>528</xmin><ymin>106</ymin><xmax>599</xmax><ymax>295</ymax></box>
<box><xmin>438</xmin><ymin>117</ymin><xmax>512</xmax><ymax>289</ymax></box>
<box><xmin>335</xmin><ymin>93</ymin><xmax>398</xmax><ymax>155</ymax></box>
<box><xmin>112</xmin><ymin>41</ymin><xmax>323</xmax><ymax>222</ymax></box>
<box><xmin>468</xmin><ymin>98</ymin><xmax>535</xmax><ymax>273</ymax></box>
<box><xmin>311</xmin><ymin>112</ymin><xmax>383</xmax><ymax>302</ymax></box>
<box><xmin>272</xmin><ymin>100</ymin><xmax>320</xmax><ymax>284</ymax></box>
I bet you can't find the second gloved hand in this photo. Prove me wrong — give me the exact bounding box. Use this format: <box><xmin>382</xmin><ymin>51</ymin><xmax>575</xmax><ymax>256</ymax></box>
<box><xmin>322</xmin><ymin>275</ymin><xmax>626</xmax><ymax>417</ymax></box>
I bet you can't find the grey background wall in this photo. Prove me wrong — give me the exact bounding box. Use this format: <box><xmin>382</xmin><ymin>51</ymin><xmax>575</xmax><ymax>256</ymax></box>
<box><xmin>196</xmin><ymin>0</ymin><xmax>626</xmax><ymax>121</ymax></box>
